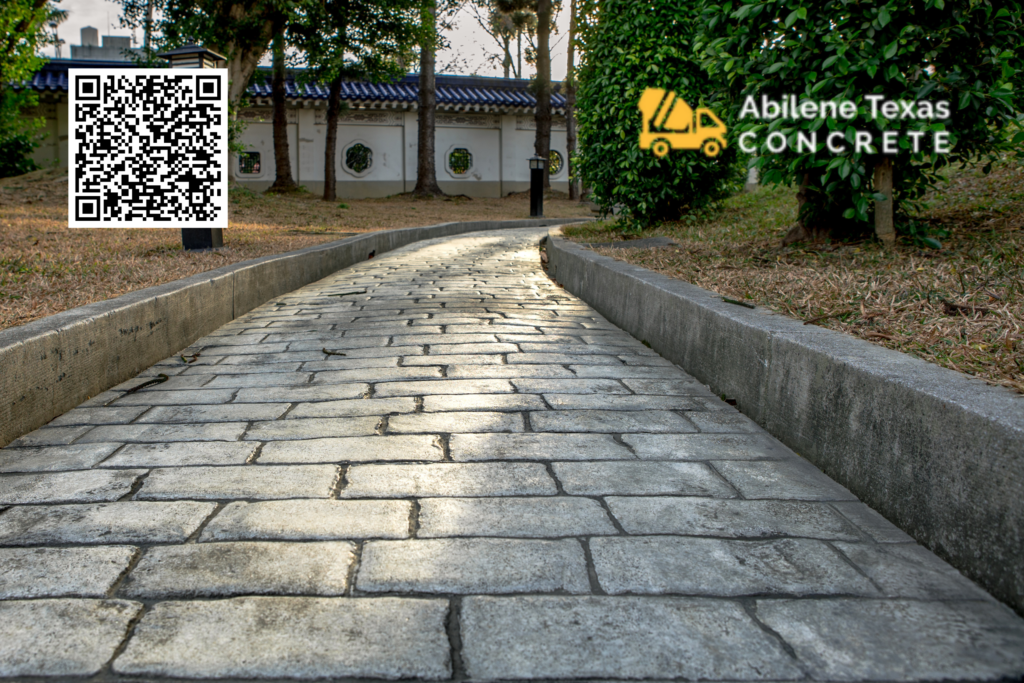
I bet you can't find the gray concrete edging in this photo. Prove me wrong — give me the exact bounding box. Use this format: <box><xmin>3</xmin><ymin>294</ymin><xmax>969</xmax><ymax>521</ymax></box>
<box><xmin>546</xmin><ymin>230</ymin><xmax>1024</xmax><ymax>614</ymax></box>
<box><xmin>0</xmin><ymin>218</ymin><xmax>580</xmax><ymax>449</ymax></box>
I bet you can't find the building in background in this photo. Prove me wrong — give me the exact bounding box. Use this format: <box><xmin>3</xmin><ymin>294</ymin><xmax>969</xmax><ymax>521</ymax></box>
<box><xmin>69</xmin><ymin>27</ymin><xmax>142</xmax><ymax>62</ymax></box>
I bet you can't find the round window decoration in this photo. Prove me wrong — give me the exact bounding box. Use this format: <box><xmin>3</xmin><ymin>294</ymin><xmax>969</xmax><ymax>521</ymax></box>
<box><xmin>345</xmin><ymin>143</ymin><xmax>373</xmax><ymax>175</ymax></box>
<box><xmin>448</xmin><ymin>148</ymin><xmax>472</xmax><ymax>176</ymax></box>
<box><xmin>549</xmin><ymin>150</ymin><xmax>564</xmax><ymax>176</ymax></box>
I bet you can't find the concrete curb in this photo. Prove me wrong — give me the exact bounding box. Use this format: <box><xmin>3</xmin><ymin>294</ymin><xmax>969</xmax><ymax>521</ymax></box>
<box><xmin>546</xmin><ymin>230</ymin><xmax>1024</xmax><ymax>614</ymax></box>
<box><xmin>0</xmin><ymin>218</ymin><xmax>581</xmax><ymax>449</ymax></box>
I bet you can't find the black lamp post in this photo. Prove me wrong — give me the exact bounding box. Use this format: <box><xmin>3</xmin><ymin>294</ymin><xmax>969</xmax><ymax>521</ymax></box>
<box><xmin>158</xmin><ymin>44</ymin><xmax>227</xmax><ymax>251</ymax></box>
<box><xmin>529</xmin><ymin>155</ymin><xmax>546</xmax><ymax>217</ymax></box>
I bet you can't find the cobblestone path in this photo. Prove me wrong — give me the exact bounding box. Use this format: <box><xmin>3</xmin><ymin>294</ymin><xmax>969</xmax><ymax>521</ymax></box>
<box><xmin>1</xmin><ymin>227</ymin><xmax>1023</xmax><ymax>681</ymax></box>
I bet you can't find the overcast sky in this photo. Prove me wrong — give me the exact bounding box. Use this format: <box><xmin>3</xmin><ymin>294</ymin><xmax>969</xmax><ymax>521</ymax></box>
<box><xmin>55</xmin><ymin>0</ymin><xmax>572</xmax><ymax>80</ymax></box>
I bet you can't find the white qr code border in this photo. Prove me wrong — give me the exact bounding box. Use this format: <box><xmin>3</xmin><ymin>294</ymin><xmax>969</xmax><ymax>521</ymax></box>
<box><xmin>68</xmin><ymin>69</ymin><xmax>228</xmax><ymax>229</ymax></box>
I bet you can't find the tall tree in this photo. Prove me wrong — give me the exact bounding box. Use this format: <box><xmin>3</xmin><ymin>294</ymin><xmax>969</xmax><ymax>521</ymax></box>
<box><xmin>414</xmin><ymin>1</ymin><xmax>444</xmax><ymax>196</ymax></box>
<box><xmin>470</xmin><ymin>1</ymin><xmax>536</xmax><ymax>79</ymax></box>
<box><xmin>564</xmin><ymin>0</ymin><xmax>578</xmax><ymax>199</ymax></box>
<box><xmin>268</xmin><ymin>28</ymin><xmax>298</xmax><ymax>192</ymax></box>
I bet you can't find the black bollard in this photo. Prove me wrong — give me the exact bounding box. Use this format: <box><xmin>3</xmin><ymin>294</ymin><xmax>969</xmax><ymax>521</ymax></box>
<box><xmin>529</xmin><ymin>155</ymin><xmax>546</xmax><ymax>217</ymax></box>
<box><xmin>181</xmin><ymin>228</ymin><xmax>224</xmax><ymax>251</ymax></box>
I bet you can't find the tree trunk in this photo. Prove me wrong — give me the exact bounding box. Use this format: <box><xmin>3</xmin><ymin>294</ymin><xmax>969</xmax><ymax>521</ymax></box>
<box><xmin>565</xmin><ymin>0</ymin><xmax>578</xmax><ymax>200</ymax></box>
<box><xmin>534</xmin><ymin>0</ymin><xmax>552</xmax><ymax>188</ymax></box>
<box><xmin>414</xmin><ymin>3</ymin><xmax>443</xmax><ymax>197</ymax></box>
<box><xmin>323</xmin><ymin>76</ymin><xmax>343</xmax><ymax>201</ymax></box>
<box><xmin>874</xmin><ymin>158</ymin><xmax>895</xmax><ymax>247</ymax></box>
<box><xmin>269</xmin><ymin>30</ymin><xmax>297</xmax><ymax>193</ymax></box>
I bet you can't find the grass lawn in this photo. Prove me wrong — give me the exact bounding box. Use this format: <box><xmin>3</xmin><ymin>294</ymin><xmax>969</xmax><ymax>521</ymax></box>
<box><xmin>564</xmin><ymin>158</ymin><xmax>1024</xmax><ymax>394</ymax></box>
<box><xmin>0</xmin><ymin>167</ymin><xmax>590</xmax><ymax>331</ymax></box>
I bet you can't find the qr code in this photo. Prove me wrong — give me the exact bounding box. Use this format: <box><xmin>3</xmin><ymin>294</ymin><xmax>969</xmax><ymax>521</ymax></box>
<box><xmin>69</xmin><ymin>69</ymin><xmax>228</xmax><ymax>228</ymax></box>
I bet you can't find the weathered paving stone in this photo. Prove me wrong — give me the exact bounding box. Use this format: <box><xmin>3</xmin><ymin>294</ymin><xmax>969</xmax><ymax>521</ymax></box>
<box><xmin>422</xmin><ymin>394</ymin><xmax>546</xmax><ymax>412</ymax></box>
<box><xmin>831</xmin><ymin>501</ymin><xmax>915</xmax><ymax>543</ymax></box>
<box><xmin>552</xmin><ymin>461</ymin><xmax>736</xmax><ymax>497</ymax></box>
<box><xmin>0</xmin><ymin>546</ymin><xmax>136</xmax><ymax>598</ymax></box>
<box><xmin>591</xmin><ymin>536</ymin><xmax>878</xmax><ymax>596</ymax></box>
<box><xmin>571</xmin><ymin>365</ymin><xmax>693</xmax><ymax>380</ymax></box>
<box><xmin>233</xmin><ymin>383</ymin><xmax>369</xmax><ymax>403</ymax></box>
<box><xmin>78</xmin><ymin>423</ymin><xmax>247</xmax><ymax>443</ymax></box>
<box><xmin>182</xmin><ymin>361</ymin><xmax>305</xmax><ymax>374</ymax></box>
<box><xmin>137</xmin><ymin>404</ymin><xmax>290</xmax><ymax>423</ymax></box>
<box><xmin>509</xmin><ymin>353</ymin><xmax>623</xmax><ymax>365</ymax></box>
<box><xmin>0</xmin><ymin>502</ymin><xmax>215</xmax><ymax>545</ymax></box>
<box><xmin>449</xmin><ymin>433</ymin><xmax>633</xmax><ymax>461</ymax></box>
<box><xmin>418</xmin><ymin>496</ymin><xmax>616</xmax><ymax>538</ymax></box>
<box><xmin>341</xmin><ymin>463</ymin><xmax>555</xmax><ymax>498</ymax></box>
<box><xmin>48</xmin><ymin>406</ymin><xmax>148</xmax><ymax>426</ymax></box>
<box><xmin>687</xmin><ymin>410</ymin><xmax>763</xmax><ymax>433</ymax></box>
<box><xmin>425</xmin><ymin>343</ymin><xmax>519</xmax><ymax>355</ymax></box>
<box><xmin>113</xmin><ymin>596</ymin><xmax>451</xmax><ymax>679</ymax></box>
<box><xmin>0</xmin><ymin>599</ymin><xmax>142</xmax><ymax>677</ymax></box>
<box><xmin>103</xmin><ymin>388</ymin><xmax>237</xmax><ymax>406</ymax></box>
<box><xmin>138</xmin><ymin>465</ymin><xmax>338</xmax><ymax>500</ymax></box>
<box><xmin>286</xmin><ymin>397</ymin><xmax>416</xmax><ymax>419</ymax></box>
<box><xmin>103</xmin><ymin>442</ymin><xmax>257</xmax><ymax>467</ymax></box>
<box><xmin>0</xmin><ymin>443</ymin><xmax>121</xmax><ymax>473</ymax></box>
<box><xmin>7</xmin><ymin>426</ymin><xmax>93</xmax><ymax>448</ymax></box>
<box><xmin>460</xmin><ymin>595</ymin><xmax>802</xmax><ymax>681</ymax></box>
<box><xmin>259</xmin><ymin>435</ymin><xmax>443</xmax><ymax>463</ymax></box>
<box><xmin>606</xmin><ymin>497</ymin><xmax>862</xmax><ymax>540</ymax></box>
<box><xmin>245</xmin><ymin>417</ymin><xmax>380</xmax><ymax>441</ymax></box>
<box><xmin>200</xmin><ymin>499</ymin><xmax>412</xmax><ymax>541</ymax></box>
<box><xmin>513</xmin><ymin>378</ymin><xmax>631</xmax><ymax>394</ymax></box>
<box><xmin>446</xmin><ymin>364</ymin><xmax>575</xmax><ymax>379</ymax></box>
<box><xmin>715</xmin><ymin>459</ymin><xmax>857</xmax><ymax>501</ymax></box>
<box><xmin>542</xmin><ymin>394</ymin><xmax>703</xmax><ymax>411</ymax></box>
<box><xmin>623</xmin><ymin>433</ymin><xmax>792</xmax><ymax>461</ymax></box>
<box><xmin>121</xmin><ymin>541</ymin><xmax>355</xmax><ymax>598</ymax></box>
<box><xmin>388</xmin><ymin>411</ymin><xmax>524</xmax><ymax>434</ymax></box>
<box><xmin>0</xmin><ymin>469</ymin><xmax>146</xmax><ymax>504</ymax></box>
<box><xmin>357</xmin><ymin>538</ymin><xmax>590</xmax><ymax>594</ymax></box>
<box><xmin>402</xmin><ymin>353</ymin><xmax>506</xmax><ymax>366</ymax></box>
<box><xmin>203</xmin><ymin>373</ymin><xmax>313</xmax><ymax>388</ymax></box>
<box><xmin>313</xmin><ymin>366</ymin><xmax>443</xmax><ymax>383</ymax></box>
<box><xmin>374</xmin><ymin>378</ymin><xmax>513</xmax><ymax>397</ymax></box>
<box><xmin>530</xmin><ymin>409</ymin><xmax>697</xmax><ymax>433</ymax></box>
<box><xmin>756</xmin><ymin>599</ymin><xmax>1024</xmax><ymax>681</ymax></box>
<box><xmin>835</xmin><ymin>541</ymin><xmax>993</xmax><ymax>599</ymax></box>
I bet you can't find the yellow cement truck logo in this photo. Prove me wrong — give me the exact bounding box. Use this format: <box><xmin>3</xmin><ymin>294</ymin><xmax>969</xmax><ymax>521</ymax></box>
<box><xmin>639</xmin><ymin>88</ymin><xmax>727</xmax><ymax>158</ymax></box>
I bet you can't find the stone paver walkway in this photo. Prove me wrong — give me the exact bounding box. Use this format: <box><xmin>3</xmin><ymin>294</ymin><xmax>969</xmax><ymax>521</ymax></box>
<box><xmin>2</xmin><ymin>227</ymin><xmax>1023</xmax><ymax>681</ymax></box>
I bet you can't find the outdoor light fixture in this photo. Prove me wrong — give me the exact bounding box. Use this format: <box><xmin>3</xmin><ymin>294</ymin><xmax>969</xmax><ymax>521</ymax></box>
<box><xmin>529</xmin><ymin>155</ymin><xmax>546</xmax><ymax>217</ymax></box>
<box><xmin>158</xmin><ymin>44</ymin><xmax>228</xmax><ymax>251</ymax></box>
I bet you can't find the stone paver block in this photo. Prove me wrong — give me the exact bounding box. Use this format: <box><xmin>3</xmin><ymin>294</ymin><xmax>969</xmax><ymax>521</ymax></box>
<box><xmin>137</xmin><ymin>404</ymin><xmax>290</xmax><ymax>423</ymax></box>
<box><xmin>313</xmin><ymin>366</ymin><xmax>443</xmax><ymax>383</ymax></box>
<box><xmin>0</xmin><ymin>443</ymin><xmax>121</xmax><ymax>473</ymax></box>
<box><xmin>402</xmin><ymin>354</ymin><xmax>505</xmax><ymax>366</ymax></box>
<box><xmin>0</xmin><ymin>546</ymin><xmax>136</xmax><ymax>598</ymax></box>
<box><xmin>204</xmin><ymin>373</ymin><xmax>313</xmax><ymax>388</ymax></box>
<box><xmin>259</xmin><ymin>435</ymin><xmax>443</xmax><ymax>463</ymax></box>
<box><xmin>606</xmin><ymin>497</ymin><xmax>861</xmax><ymax>540</ymax></box>
<box><xmin>113</xmin><ymin>597</ymin><xmax>451</xmax><ymax>679</ymax></box>
<box><xmin>103</xmin><ymin>442</ymin><xmax>257</xmax><ymax>467</ymax></box>
<box><xmin>0</xmin><ymin>469</ymin><xmax>146</xmax><ymax>504</ymax></box>
<box><xmin>0</xmin><ymin>501</ymin><xmax>215</xmax><ymax>545</ymax></box>
<box><xmin>418</xmin><ymin>496</ymin><xmax>616</xmax><ymax>538</ymax></box>
<box><xmin>530</xmin><ymin>410</ymin><xmax>697</xmax><ymax>433</ymax></box>
<box><xmin>286</xmin><ymin>398</ymin><xmax>416</xmax><ymax>419</ymax></box>
<box><xmin>688</xmin><ymin>410</ymin><xmax>763</xmax><ymax>433</ymax></box>
<box><xmin>571</xmin><ymin>365</ymin><xmax>692</xmax><ymax>380</ymax></box>
<box><xmin>78</xmin><ymin>423</ymin><xmax>246</xmax><ymax>443</ymax></box>
<box><xmin>245</xmin><ymin>417</ymin><xmax>380</xmax><ymax>441</ymax></box>
<box><xmin>715</xmin><ymin>459</ymin><xmax>857</xmax><ymax>501</ymax></box>
<box><xmin>509</xmin><ymin>353</ymin><xmax>623</xmax><ymax>365</ymax></box>
<box><xmin>7</xmin><ymin>426</ymin><xmax>93</xmax><ymax>447</ymax></box>
<box><xmin>374</xmin><ymin>379</ymin><xmax>513</xmax><ymax>397</ymax></box>
<box><xmin>449</xmin><ymin>433</ymin><xmax>633</xmax><ymax>461</ymax></box>
<box><xmin>512</xmin><ymin>378</ymin><xmax>630</xmax><ymax>395</ymax></box>
<box><xmin>623</xmin><ymin>433</ymin><xmax>791</xmax><ymax>461</ymax></box>
<box><xmin>122</xmin><ymin>541</ymin><xmax>355</xmax><ymax>598</ymax></box>
<box><xmin>460</xmin><ymin>596</ymin><xmax>802</xmax><ymax>681</ymax></box>
<box><xmin>836</xmin><ymin>541</ymin><xmax>993</xmax><ymax>600</ymax></box>
<box><xmin>422</xmin><ymin>394</ymin><xmax>546</xmax><ymax>412</ymax></box>
<box><xmin>233</xmin><ymin>384</ymin><xmax>369</xmax><ymax>403</ymax></box>
<box><xmin>592</xmin><ymin>536</ymin><xmax>878</xmax><ymax>596</ymax></box>
<box><xmin>831</xmin><ymin>501</ymin><xmax>915</xmax><ymax>543</ymax></box>
<box><xmin>357</xmin><ymin>538</ymin><xmax>589</xmax><ymax>594</ymax></box>
<box><xmin>341</xmin><ymin>463</ymin><xmax>555</xmax><ymax>498</ymax></box>
<box><xmin>426</xmin><ymin>343</ymin><xmax>519</xmax><ymax>355</ymax></box>
<box><xmin>200</xmin><ymin>499</ymin><xmax>412</xmax><ymax>541</ymax></box>
<box><xmin>542</xmin><ymin>394</ymin><xmax>703</xmax><ymax>411</ymax></box>
<box><xmin>756</xmin><ymin>599</ymin><xmax>1024</xmax><ymax>681</ymax></box>
<box><xmin>447</xmin><ymin>364</ymin><xmax>575</xmax><ymax>379</ymax></box>
<box><xmin>137</xmin><ymin>465</ymin><xmax>338</xmax><ymax>500</ymax></box>
<box><xmin>106</xmin><ymin>388</ymin><xmax>237</xmax><ymax>406</ymax></box>
<box><xmin>553</xmin><ymin>461</ymin><xmax>736</xmax><ymax>497</ymax></box>
<box><xmin>48</xmin><ymin>406</ymin><xmax>149</xmax><ymax>426</ymax></box>
<box><xmin>388</xmin><ymin>411</ymin><xmax>524</xmax><ymax>434</ymax></box>
<box><xmin>0</xmin><ymin>599</ymin><xmax>141</xmax><ymax>677</ymax></box>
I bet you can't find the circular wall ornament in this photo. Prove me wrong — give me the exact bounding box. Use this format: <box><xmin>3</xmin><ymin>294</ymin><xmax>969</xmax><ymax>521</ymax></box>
<box><xmin>341</xmin><ymin>141</ymin><xmax>374</xmax><ymax>178</ymax></box>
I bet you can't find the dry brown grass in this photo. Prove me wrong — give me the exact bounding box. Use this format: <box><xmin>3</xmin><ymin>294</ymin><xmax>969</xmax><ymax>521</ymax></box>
<box><xmin>0</xmin><ymin>167</ymin><xmax>589</xmax><ymax>331</ymax></box>
<box><xmin>565</xmin><ymin>159</ymin><xmax>1024</xmax><ymax>394</ymax></box>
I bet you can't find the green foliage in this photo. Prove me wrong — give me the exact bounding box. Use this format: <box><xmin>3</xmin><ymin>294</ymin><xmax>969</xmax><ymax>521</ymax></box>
<box><xmin>574</xmin><ymin>0</ymin><xmax>743</xmax><ymax>228</ymax></box>
<box><xmin>698</xmin><ymin>0</ymin><xmax>1024</xmax><ymax>233</ymax></box>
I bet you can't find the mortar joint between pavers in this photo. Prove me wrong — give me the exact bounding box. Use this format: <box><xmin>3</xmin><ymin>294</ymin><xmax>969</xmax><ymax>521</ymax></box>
<box><xmin>590</xmin><ymin>495</ymin><xmax>629</xmax><ymax>535</ymax></box>
<box><xmin>446</xmin><ymin>596</ymin><xmax>467</xmax><ymax>682</ymax></box>
<box><xmin>705</xmin><ymin>461</ymin><xmax>748</xmax><ymax>500</ymax></box>
<box><xmin>344</xmin><ymin>540</ymin><xmax>365</xmax><ymax>596</ymax></box>
<box><xmin>414</xmin><ymin>396</ymin><xmax>425</xmax><ymax>413</ymax></box>
<box><xmin>333</xmin><ymin>464</ymin><xmax>350</xmax><ymax>499</ymax></box>
<box><xmin>184</xmin><ymin>501</ymin><xmax>226</xmax><ymax>543</ymax></box>
<box><xmin>376</xmin><ymin>416</ymin><xmax>390</xmax><ymax>436</ymax></box>
<box><xmin>117</xmin><ymin>470</ymin><xmax>152</xmax><ymax>502</ymax></box>
<box><xmin>409</xmin><ymin>498</ymin><xmax>421</xmax><ymax>539</ymax></box>
<box><xmin>107</xmin><ymin>545</ymin><xmax>145</xmax><ymax>599</ymax></box>
<box><xmin>237</xmin><ymin>420</ymin><xmax>256</xmax><ymax>442</ymax></box>
<box><xmin>825</xmin><ymin>539</ymin><xmax>889</xmax><ymax>595</ymax></box>
<box><xmin>543</xmin><ymin>461</ymin><xmax>566</xmax><ymax>495</ymax></box>
<box><xmin>364</xmin><ymin>384</ymin><xmax>376</xmax><ymax>399</ymax></box>
<box><xmin>521</xmin><ymin>411</ymin><xmax>533</xmax><ymax>433</ymax></box>
<box><xmin>739</xmin><ymin>598</ymin><xmax>810</xmax><ymax>677</ymax></box>
<box><xmin>246</xmin><ymin>442</ymin><xmax>266</xmax><ymax>464</ymax></box>
<box><xmin>98</xmin><ymin>600</ymin><xmax>148</xmax><ymax>679</ymax></box>
<box><xmin>579</xmin><ymin>537</ymin><xmax>608</xmax><ymax>595</ymax></box>
<box><xmin>609</xmin><ymin>433</ymin><xmax>640</xmax><ymax>460</ymax></box>
<box><xmin>278</xmin><ymin>403</ymin><xmax>300</xmax><ymax>420</ymax></box>
<box><xmin>438</xmin><ymin>434</ymin><xmax>452</xmax><ymax>462</ymax></box>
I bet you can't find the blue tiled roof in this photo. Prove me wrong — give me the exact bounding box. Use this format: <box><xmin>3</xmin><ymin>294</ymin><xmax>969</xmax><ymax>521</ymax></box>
<box><xmin>19</xmin><ymin>59</ymin><xmax>566</xmax><ymax>109</ymax></box>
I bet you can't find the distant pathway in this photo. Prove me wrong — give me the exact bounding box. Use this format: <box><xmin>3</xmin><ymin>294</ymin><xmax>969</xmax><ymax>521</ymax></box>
<box><xmin>1</xmin><ymin>227</ymin><xmax>1023</xmax><ymax>681</ymax></box>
